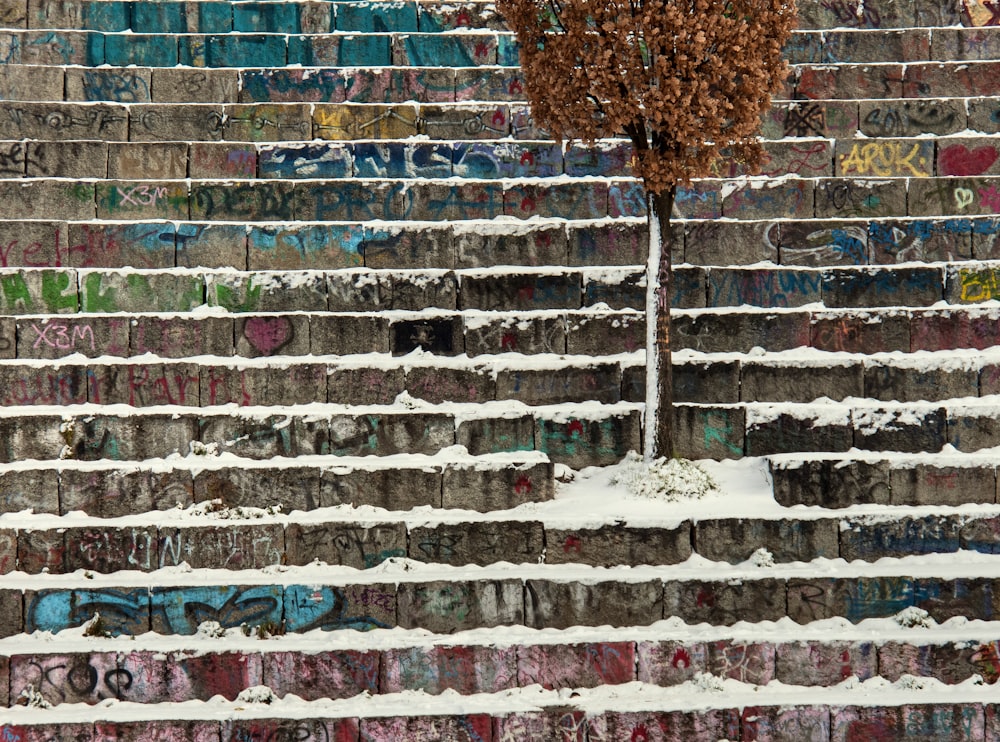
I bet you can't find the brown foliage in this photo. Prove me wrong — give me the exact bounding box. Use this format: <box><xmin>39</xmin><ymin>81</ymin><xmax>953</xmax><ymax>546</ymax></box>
<box><xmin>498</xmin><ymin>0</ymin><xmax>796</xmax><ymax>193</ymax></box>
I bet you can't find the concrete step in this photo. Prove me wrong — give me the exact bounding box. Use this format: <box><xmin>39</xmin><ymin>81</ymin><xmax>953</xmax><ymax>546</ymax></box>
<box><xmin>674</xmin><ymin>399</ymin><xmax>1000</xmax><ymax>458</ymax></box>
<box><xmin>7</xmin><ymin>560</ymin><xmax>1000</xmax><ymax>637</ymax></box>
<box><xmin>770</xmin><ymin>452</ymin><xmax>1000</xmax><ymax>508</ymax></box>
<box><xmin>5</xmin><ymin>624</ymin><xmax>1000</xmax><ymax>708</ymax></box>
<box><xmin>0</xmin><ymin>403</ymin><xmax>642</xmax><ymax>466</ymax></box>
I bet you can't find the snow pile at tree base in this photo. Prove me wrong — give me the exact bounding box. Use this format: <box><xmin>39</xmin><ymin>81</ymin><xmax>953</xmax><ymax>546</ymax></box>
<box><xmin>612</xmin><ymin>452</ymin><xmax>719</xmax><ymax>501</ymax></box>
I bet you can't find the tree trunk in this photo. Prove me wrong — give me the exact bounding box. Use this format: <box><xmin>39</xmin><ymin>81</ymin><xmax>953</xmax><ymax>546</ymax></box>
<box><xmin>644</xmin><ymin>186</ymin><xmax>676</xmax><ymax>461</ymax></box>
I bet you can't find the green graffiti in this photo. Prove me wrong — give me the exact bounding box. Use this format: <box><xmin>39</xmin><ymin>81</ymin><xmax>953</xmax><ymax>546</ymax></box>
<box><xmin>83</xmin><ymin>272</ymin><xmax>119</xmax><ymax>313</ymax></box>
<box><xmin>701</xmin><ymin>411</ymin><xmax>743</xmax><ymax>455</ymax></box>
<box><xmin>41</xmin><ymin>271</ymin><xmax>78</xmax><ymax>312</ymax></box>
<box><xmin>0</xmin><ymin>273</ymin><xmax>33</xmax><ymax>311</ymax></box>
<box><xmin>214</xmin><ymin>280</ymin><xmax>262</xmax><ymax>312</ymax></box>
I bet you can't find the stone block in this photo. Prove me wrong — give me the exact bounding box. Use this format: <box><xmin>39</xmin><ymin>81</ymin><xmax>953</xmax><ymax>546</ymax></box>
<box><xmin>672</xmin><ymin>405</ymin><xmax>745</xmax><ymax>460</ymax></box>
<box><xmin>865</xmin><ymin>362</ymin><xmax>978</xmax><ymax>402</ymax></box>
<box><xmin>637</xmin><ymin>641</ymin><xmax>709</xmax><ymax>686</ymax></box>
<box><xmin>93</xmin><ymin>720</ymin><xmax>221</xmax><ymax>741</ymax></box>
<box><xmin>939</xmin><ymin>139</ymin><xmax>1000</xmax><ymax>177</ymax></box>
<box><xmin>0</xmin><ymin>468</ymin><xmax>58</xmax><ymax>514</ymax></box>
<box><xmin>129</xmin><ymin>103</ymin><xmax>225</xmax><ymax>142</ymax></box>
<box><xmin>442</xmin><ymin>460</ymin><xmax>553</xmax><ymax>511</ymax></box>
<box><xmin>465</xmin><ymin>316</ymin><xmax>566</xmax><ymax>355</ymax></box>
<box><xmin>167</xmin><ymin>524</ymin><xmax>283</xmax><ymax>571</ymax></box>
<box><xmin>26</xmin><ymin>141</ymin><xmax>107</xmax><ymax>178</ymax></box>
<box><xmin>60</xmin><ymin>468</ymin><xmax>193</xmax><ymax>517</ymax></box>
<box><xmin>860</xmin><ymin>98</ymin><xmax>966</xmax><ymax>139</ymax></box>
<box><xmin>871</xmin><ymin>218</ymin><xmax>973</xmax><ymax>263</ymax></box>
<box><xmin>258</xmin><ymin>141</ymin><xmax>350</xmax><ymax>179</ymax></box>
<box><xmin>404</xmin><ymin>182</ymin><xmax>504</xmax><ymax>221</ymax></box>
<box><xmin>362</xmin><ymin>225</ymin><xmax>454</xmax><ymax>269</ymax></box>
<box><xmin>390</xmin><ymin>317</ymin><xmax>462</xmax><ymax>356</ymax></box>
<box><xmin>150</xmin><ymin>584</ymin><xmax>282</xmax><ymax>634</ymax></box>
<box><xmin>771</xmin><ymin>458</ymin><xmax>891</xmax><ymax>508</ymax></box>
<box><xmin>525</xmin><ymin>579</ymin><xmax>662</xmax><ymax>629</ymax></box>
<box><xmin>327</xmin><ymin>367</ymin><xmax>404</xmax><ymax>405</ymax></box>
<box><xmin>854</xmin><ymin>406</ymin><xmax>948</xmax><ymax>453</ymax></box>
<box><xmin>246</xmin><ymin>224</ymin><xmax>362</xmax><ymax>271</ymax></box>
<box><xmin>81</xmin><ymin>271</ymin><xmax>203</xmax><ymax>313</ymax></box>
<box><xmin>454</xmin><ymin>141</ymin><xmax>560</xmax><ymax>179</ymax></box>
<box><xmin>235</xmin><ymin>315</ymin><xmax>309</xmax><ymax>358</ymax></box>
<box><xmin>410</xmin><ymin>520</ymin><xmax>544</xmax><ymax>566</ymax></box>
<box><xmin>722</xmin><ymin>179</ymin><xmax>813</xmax><ymax>219</ymax></box>
<box><xmin>580</xmin><ymin>272</ymin><xmax>647</xmax><ymax>310</ymax></box>
<box><xmin>822</xmin><ymin>266</ymin><xmax>943</xmax><ymax>308</ymax></box>
<box><xmin>0</xmin><ymin>415</ymin><xmax>63</xmax><ymax>463</ymax></box>
<box><xmin>69</xmin><ymin>222</ymin><xmax>176</xmax><ymax>269</ymax></box>
<box><xmin>1</xmin><ymin>2</ymin><xmax>26</xmax><ymax>27</ymax></box>
<box><xmin>568</xmin><ymin>221</ymin><xmax>650</xmax><ymax>267</ymax></box>
<box><xmin>320</xmin><ymin>466</ymin><xmax>442</xmax><ymax>510</ymax></box>
<box><xmin>63</xmin><ymin>525</ymin><xmax>157</xmax><ymax>573</ymax></box>
<box><xmin>191</xmin><ymin>181</ymin><xmax>295</xmax><ymax>222</ymax></box>
<box><xmin>674</xmin><ymin>310</ymin><xmax>812</xmax><ymax>352</ymax></box>
<box><xmin>361</xmin><ymin>716</ymin><xmax>493</xmax><ymax>742</ymax></box>
<box><xmin>200</xmin><ymin>414</ymin><xmax>328</xmax><ymax>459</ymax></box>
<box><xmin>695</xmin><ymin>518</ymin><xmax>839</xmax><ymax>563</ymax></box>
<box><xmin>968</xmin><ymin>97</ymin><xmax>1000</xmax><ymax>135</ymax></box>
<box><xmin>775</xmin><ymin>641</ymin><xmax>878</xmax><ymax>685</ymax></box>
<box><xmin>194</xmin><ymin>467</ymin><xmax>321</xmax><ymax>514</ymax></box>
<box><xmin>325</xmin><ymin>271</ymin><xmax>390</xmax><ymax>311</ymax></box>
<box><xmin>151</xmin><ymin>68</ymin><xmax>238</xmax><ymax>104</ymax></box>
<box><xmin>767</xmin><ymin>100</ymin><xmax>858</xmax><ymax>140</ymax></box>
<box><xmin>547</xmin><ymin>525</ymin><xmax>691</xmax><ymax>567</ymax></box>
<box><xmin>224</xmin><ymin>103</ymin><xmax>311</xmax><ymax>142</ymax></box>
<box><xmin>302</xmin><ymin>180</ymin><xmax>404</xmax><ymax>222</ymax></box>
<box><xmin>420</xmin><ymin>103</ymin><xmax>508</xmax><ymax>140</ymax></box>
<box><xmin>285</xmin><ymin>522</ymin><xmax>406</xmax><ymax>568</ymax></box>
<box><xmin>707</xmin><ymin>267</ymin><xmax>820</xmax><ymax>308</ymax></box>
<box><xmin>186</xmin><ymin>33</ymin><xmax>287</xmax><ymax>68</ymax></box>
<box><xmin>312</xmin><ymin>314</ymin><xmax>388</xmax><ymax>354</ymax></box>
<box><xmin>663</xmin><ymin>578</ymin><xmax>785</xmax><ymax>624</ymax></box>
<box><xmin>836</xmin><ymin>138</ymin><xmax>933</xmax><ymax>178</ymax></box>
<box><xmin>588</xmin><ymin>710</ymin><xmax>738</xmax><ymax>742</ymax></box>
<box><xmin>263</xmin><ymin>651</ymin><xmax>378</xmax><ymax>701</ymax></box>
<box><xmin>225</xmin><ymin>719</ymin><xmax>358</xmax><ymax>742</ymax></box>
<box><xmin>950</xmin><ymin>264</ymin><xmax>1000</xmax><ymax>302</ymax></box>
<box><xmin>518</xmin><ymin>642</ymin><xmax>635</xmax><ymax>689</ymax></box>
<box><xmin>911</xmin><ymin>307</ymin><xmax>1000</xmax><ymax>351</ymax></box>
<box><xmin>565</xmin><ymin>313</ymin><xmax>644</xmax><ymax>355</ymax></box>
<box><xmin>742</xmin><ymin>361</ymin><xmax>863</xmax><ymax>403</ymax></box>
<box><xmin>505</xmin><ymin>182</ymin><xmax>607</xmax><ymax>220</ymax></box>
<box><xmin>915</xmin><ymin>577</ymin><xmax>996</xmax><ymax>622</ymax></box>
<box><xmin>398</xmin><ymin>579</ymin><xmax>522</xmax><ymax>632</ymax></box>
<box><xmin>496</xmin><ymin>365</ymin><xmax>620</xmax><ymax>405</ymax></box>
<box><xmin>208</xmin><ymin>273</ymin><xmax>326</xmax><ymax>314</ymax></box>
<box><xmin>905</xmin><ymin>62</ymin><xmax>1000</xmax><ymax>99</ymax></box>
<box><xmin>188</xmin><ymin>142</ymin><xmax>256</xmax><ymax>179</ymax></box>
<box><xmin>796</xmin><ymin>64</ymin><xmax>904</xmax><ymax>100</ymax></box>
<box><xmin>0</xmin><ymin>529</ymin><xmax>14</xmax><ymax>574</ymax></box>
<box><xmin>841</xmin><ymin>514</ymin><xmax>962</xmax><ymax>561</ymax></box>
<box><xmin>90</xmin><ymin>362</ymin><xmax>200</xmax><ymax>407</ymax></box>
<box><xmin>17</xmin><ymin>528</ymin><xmax>63</xmax><ymax>574</ymax></box>
<box><xmin>0</xmin><ymin>180</ymin><xmax>93</xmax><ymax>220</ymax></box>
<box><xmin>11</xmin><ymin>652</ymin><xmax>121</xmax><ymax>704</ymax></box>
<box><xmin>284</xmin><ymin>583</ymin><xmax>394</xmax><ymax>633</ymax></box>
<box><xmin>879</xmin><ymin>642</ymin><xmax>979</xmax><ymax>684</ymax></box>
<box><xmin>456</xmin><ymin>225</ymin><xmax>567</xmax><ymax>268</ymax></box>
<box><xmin>108</xmin><ymin>142</ymin><xmax>186</xmax><ymax>180</ymax></box>
<box><xmin>673</xmin><ymin>361</ymin><xmax>740</xmax><ymax>404</ymax></box>
<box><xmin>314</xmin><ymin>103</ymin><xmax>417</xmax><ymax>140</ymax></box>
<box><xmin>105</xmin><ymin>34</ymin><xmax>178</xmax><ymax>66</ymax></box>
<box><xmin>382</xmin><ymin>644</ymin><xmax>516</xmax><ymax>695</ymax></box>
<box><xmin>949</xmin><ymin>411</ymin><xmax>1000</xmax><ymax>453</ymax></box>
<box><xmin>778</xmin><ymin>220</ymin><xmax>868</xmax><ymax>266</ymax></box>
<box><xmin>328</xmin><ymin>413</ymin><xmax>453</xmax><ymax>457</ymax></box>
<box><xmin>67</xmin><ymin>414</ymin><xmax>197</xmax><ymax>461</ymax></box>
<box><xmin>406</xmin><ymin>366</ymin><xmax>494</xmax><ymax>404</ymax></box>
<box><xmin>457</xmin><ymin>415</ymin><xmax>536</xmax><ymax>455</ymax></box>
<box><xmin>26</xmin><ymin>587</ymin><xmax>148</xmax><ymax>636</ymax></box>
<box><xmin>131</xmin><ymin>316</ymin><xmax>234</xmax><ymax>357</ymax></box>
<box><xmin>891</xmin><ymin>464</ymin><xmax>996</xmax><ymax>506</ymax></box>
<box><xmin>347</xmin><ymin>68</ymin><xmax>454</xmax><ymax>104</ymax></box>
<box><xmin>495</xmin><ymin>708</ymin><xmax>591</xmax><ymax>740</ymax></box>
<box><xmin>0</xmin><ymin>269</ymin><xmax>76</xmax><ymax>314</ymax></box>
<box><xmin>65</xmin><ymin>67</ymin><xmax>150</xmax><ymax>103</ymax></box>
<box><xmin>910</xmin><ymin>176</ymin><xmax>1000</xmax><ymax>217</ymax></box>
<box><xmin>95</xmin><ymin>180</ymin><xmax>188</xmax><ymax>220</ymax></box>
<box><xmin>810</xmin><ymin>310</ymin><xmax>911</xmax><ymax>353</ymax></box>
<box><xmin>0</xmin><ymin>363</ymin><xmax>87</xmax><ymax>407</ymax></box>
<box><xmin>460</xmin><ymin>272</ymin><xmax>580</xmax><ymax>311</ymax></box>
<box><xmin>0</xmin><ymin>101</ymin><xmax>126</xmax><ymax>140</ymax></box>
<box><xmin>17</xmin><ymin>316</ymin><xmax>129</xmax><ymax>358</ymax></box>
<box><xmin>128</xmin><ymin>650</ymin><xmax>261</xmax><ymax>702</ymax></box>
<box><xmin>535</xmin><ymin>411</ymin><xmax>640</xmax><ymax>468</ymax></box>
<box><xmin>815</xmin><ymin>178</ymin><xmax>907</xmax><ymax>219</ymax></box>
<box><xmin>240</xmin><ymin>68</ymin><xmax>343</xmax><ymax>103</ymax></box>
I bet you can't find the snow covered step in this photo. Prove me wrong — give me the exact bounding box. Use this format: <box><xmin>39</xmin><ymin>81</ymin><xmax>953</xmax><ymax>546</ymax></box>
<box><xmin>0</xmin><ymin>700</ymin><xmax>997</xmax><ymax>742</ymax></box>
<box><xmin>6</xmin><ymin>625</ymin><xmax>1000</xmax><ymax>709</ymax></box>
<box><xmin>11</xmin><ymin>558</ymin><xmax>1000</xmax><ymax>637</ymax></box>
<box><xmin>672</xmin><ymin>351</ymin><xmax>997</xmax><ymax>405</ymax></box>
<box><xmin>0</xmin><ymin>403</ymin><xmax>641</xmax><ymax>467</ymax></box>
<box><xmin>770</xmin><ymin>453</ymin><xmax>1000</xmax><ymax>508</ymax></box>
<box><xmin>671</xmin><ymin>305</ymin><xmax>1000</xmax><ymax>355</ymax></box>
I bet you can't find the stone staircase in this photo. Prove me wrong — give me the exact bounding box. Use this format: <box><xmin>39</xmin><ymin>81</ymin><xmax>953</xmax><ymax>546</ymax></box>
<box><xmin>1</xmin><ymin>0</ymin><xmax>1000</xmax><ymax>739</ymax></box>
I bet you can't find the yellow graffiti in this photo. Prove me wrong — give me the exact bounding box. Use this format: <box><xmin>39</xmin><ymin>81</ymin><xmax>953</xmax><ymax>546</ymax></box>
<box><xmin>959</xmin><ymin>268</ymin><xmax>1000</xmax><ymax>302</ymax></box>
<box><xmin>839</xmin><ymin>141</ymin><xmax>930</xmax><ymax>177</ymax></box>
<box><xmin>962</xmin><ymin>0</ymin><xmax>999</xmax><ymax>26</ymax></box>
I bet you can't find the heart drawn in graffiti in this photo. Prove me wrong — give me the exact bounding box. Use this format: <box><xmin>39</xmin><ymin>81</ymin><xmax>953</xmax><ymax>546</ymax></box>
<box><xmin>939</xmin><ymin>145</ymin><xmax>999</xmax><ymax>177</ymax></box>
<box><xmin>243</xmin><ymin>316</ymin><xmax>294</xmax><ymax>355</ymax></box>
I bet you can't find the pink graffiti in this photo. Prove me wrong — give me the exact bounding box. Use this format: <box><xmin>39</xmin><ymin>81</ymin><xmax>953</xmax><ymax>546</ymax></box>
<box><xmin>116</xmin><ymin>184</ymin><xmax>168</xmax><ymax>207</ymax></box>
<box><xmin>31</xmin><ymin>322</ymin><xmax>95</xmax><ymax>351</ymax></box>
<box><xmin>978</xmin><ymin>184</ymin><xmax>1000</xmax><ymax>212</ymax></box>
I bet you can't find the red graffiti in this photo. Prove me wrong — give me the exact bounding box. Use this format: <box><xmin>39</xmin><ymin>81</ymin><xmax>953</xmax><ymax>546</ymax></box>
<box><xmin>508</xmin><ymin>79</ymin><xmax>524</xmax><ymax>95</ymax></box>
<box><xmin>514</xmin><ymin>475</ymin><xmax>533</xmax><ymax>494</ymax></box>
<box><xmin>455</xmin><ymin>9</ymin><xmax>472</xmax><ymax>26</ymax></box>
<box><xmin>924</xmin><ymin>470</ymin><xmax>959</xmax><ymax>489</ymax></box>
<box><xmin>475</xmin><ymin>41</ymin><xmax>491</xmax><ymax>59</ymax></box>
<box><xmin>696</xmin><ymin>587</ymin><xmax>715</xmax><ymax>607</ymax></box>
<box><xmin>567</xmin><ymin>420</ymin><xmax>585</xmax><ymax>437</ymax></box>
<box><xmin>520</xmin><ymin>151</ymin><xmax>535</xmax><ymax>166</ymax></box>
<box><xmin>519</xmin><ymin>196</ymin><xmax>537</xmax><ymax>213</ymax></box>
<box><xmin>939</xmin><ymin>144</ymin><xmax>998</xmax><ymax>176</ymax></box>
<box><xmin>671</xmin><ymin>648</ymin><xmax>692</xmax><ymax>668</ymax></box>
<box><xmin>631</xmin><ymin>724</ymin><xmax>650</xmax><ymax>742</ymax></box>
<box><xmin>243</xmin><ymin>316</ymin><xmax>293</xmax><ymax>355</ymax></box>
<box><xmin>491</xmin><ymin>110</ymin><xmax>507</xmax><ymax>127</ymax></box>
<box><xmin>500</xmin><ymin>332</ymin><xmax>517</xmax><ymax>350</ymax></box>
<box><xmin>563</xmin><ymin>535</ymin><xmax>582</xmax><ymax>553</ymax></box>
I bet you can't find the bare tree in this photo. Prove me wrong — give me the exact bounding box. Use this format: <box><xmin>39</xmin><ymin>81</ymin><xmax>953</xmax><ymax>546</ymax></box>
<box><xmin>499</xmin><ymin>0</ymin><xmax>795</xmax><ymax>459</ymax></box>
